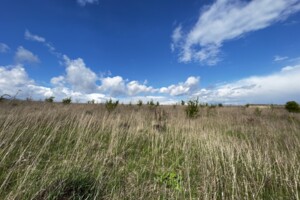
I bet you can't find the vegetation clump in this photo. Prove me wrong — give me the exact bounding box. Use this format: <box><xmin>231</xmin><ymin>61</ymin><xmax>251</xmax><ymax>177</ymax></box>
<box><xmin>137</xmin><ymin>100</ymin><xmax>143</xmax><ymax>107</ymax></box>
<box><xmin>181</xmin><ymin>100</ymin><xmax>185</xmax><ymax>106</ymax></box>
<box><xmin>185</xmin><ymin>98</ymin><xmax>199</xmax><ymax>118</ymax></box>
<box><xmin>45</xmin><ymin>96</ymin><xmax>55</xmax><ymax>103</ymax></box>
<box><xmin>285</xmin><ymin>101</ymin><xmax>300</xmax><ymax>113</ymax></box>
<box><xmin>105</xmin><ymin>99</ymin><xmax>119</xmax><ymax>112</ymax></box>
<box><xmin>62</xmin><ymin>97</ymin><xmax>72</xmax><ymax>104</ymax></box>
<box><xmin>156</xmin><ymin>171</ymin><xmax>182</xmax><ymax>191</ymax></box>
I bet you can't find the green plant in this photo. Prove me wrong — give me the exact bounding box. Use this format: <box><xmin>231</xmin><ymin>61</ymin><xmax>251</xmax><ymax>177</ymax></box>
<box><xmin>181</xmin><ymin>100</ymin><xmax>185</xmax><ymax>106</ymax></box>
<box><xmin>285</xmin><ymin>101</ymin><xmax>300</xmax><ymax>113</ymax></box>
<box><xmin>105</xmin><ymin>99</ymin><xmax>119</xmax><ymax>112</ymax></box>
<box><xmin>137</xmin><ymin>100</ymin><xmax>143</xmax><ymax>107</ymax></box>
<box><xmin>245</xmin><ymin>104</ymin><xmax>250</xmax><ymax>108</ymax></box>
<box><xmin>156</xmin><ymin>101</ymin><xmax>159</xmax><ymax>107</ymax></box>
<box><xmin>147</xmin><ymin>100</ymin><xmax>155</xmax><ymax>106</ymax></box>
<box><xmin>156</xmin><ymin>171</ymin><xmax>183</xmax><ymax>191</ymax></box>
<box><xmin>45</xmin><ymin>96</ymin><xmax>55</xmax><ymax>103</ymax></box>
<box><xmin>62</xmin><ymin>97</ymin><xmax>71</xmax><ymax>104</ymax></box>
<box><xmin>254</xmin><ymin>107</ymin><xmax>262</xmax><ymax>116</ymax></box>
<box><xmin>218</xmin><ymin>103</ymin><xmax>223</xmax><ymax>107</ymax></box>
<box><xmin>87</xmin><ymin>99</ymin><xmax>95</xmax><ymax>104</ymax></box>
<box><xmin>185</xmin><ymin>98</ymin><xmax>199</xmax><ymax>118</ymax></box>
<box><xmin>37</xmin><ymin>171</ymin><xmax>97</xmax><ymax>199</ymax></box>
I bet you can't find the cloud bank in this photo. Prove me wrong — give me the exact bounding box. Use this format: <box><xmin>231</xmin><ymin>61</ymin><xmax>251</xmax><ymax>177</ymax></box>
<box><xmin>1</xmin><ymin>55</ymin><xmax>300</xmax><ymax>104</ymax></box>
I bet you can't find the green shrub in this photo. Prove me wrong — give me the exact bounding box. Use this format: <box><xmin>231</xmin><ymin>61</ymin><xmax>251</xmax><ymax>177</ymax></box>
<box><xmin>87</xmin><ymin>99</ymin><xmax>95</xmax><ymax>104</ymax></box>
<box><xmin>156</xmin><ymin>171</ymin><xmax>183</xmax><ymax>191</ymax></box>
<box><xmin>185</xmin><ymin>99</ymin><xmax>199</xmax><ymax>119</ymax></box>
<box><xmin>285</xmin><ymin>101</ymin><xmax>300</xmax><ymax>113</ymax></box>
<box><xmin>254</xmin><ymin>107</ymin><xmax>262</xmax><ymax>116</ymax></box>
<box><xmin>137</xmin><ymin>100</ymin><xmax>143</xmax><ymax>107</ymax></box>
<box><xmin>62</xmin><ymin>97</ymin><xmax>71</xmax><ymax>104</ymax></box>
<box><xmin>45</xmin><ymin>96</ymin><xmax>55</xmax><ymax>103</ymax></box>
<box><xmin>181</xmin><ymin>100</ymin><xmax>185</xmax><ymax>106</ymax></box>
<box><xmin>105</xmin><ymin>99</ymin><xmax>119</xmax><ymax>112</ymax></box>
<box><xmin>218</xmin><ymin>103</ymin><xmax>223</xmax><ymax>107</ymax></box>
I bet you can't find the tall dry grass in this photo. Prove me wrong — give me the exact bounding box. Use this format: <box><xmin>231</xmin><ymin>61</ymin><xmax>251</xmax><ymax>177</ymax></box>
<box><xmin>0</xmin><ymin>101</ymin><xmax>299</xmax><ymax>199</ymax></box>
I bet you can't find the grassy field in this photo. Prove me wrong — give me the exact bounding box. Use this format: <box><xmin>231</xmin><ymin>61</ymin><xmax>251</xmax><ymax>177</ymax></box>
<box><xmin>0</xmin><ymin>101</ymin><xmax>299</xmax><ymax>199</ymax></box>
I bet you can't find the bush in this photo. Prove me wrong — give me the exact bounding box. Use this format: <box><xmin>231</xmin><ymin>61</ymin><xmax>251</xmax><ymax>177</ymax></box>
<box><xmin>185</xmin><ymin>99</ymin><xmax>199</xmax><ymax>119</ymax></box>
<box><xmin>87</xmin><ymin>99</ymin><xmax>95</xmax><ymax>104</ymax></box>
<box><xmin>285</xmin><ymin>101</ymin><xmax>300</xmax><ymax>113</ymax></box>
<box><xmin>45</xmin><ymin>96</ymin><xmax>55</xmax><ymax>103</ymax></box>
<box><xmin>181</xmin><ymin>100</ymin><xmax>185</xmax><ymax>106</ymax></box>
<box><xmin>105</xmin><ymin>99</ymin><xmax>119</xmax><ymax>112</ymax></box>
<box><xmin>137</xmin><ymin>100</ymin><xmax>143</xmax><ymax>107</ymax></box>
<box><xmin>62</xmin><ymin>97</ymin><xmax>72</xmax><ymax>104</ymax></box>
<box><xmin>218</xmin><ymin>103</ymin><xmax>223</xmax><ymax>107</ymax></box>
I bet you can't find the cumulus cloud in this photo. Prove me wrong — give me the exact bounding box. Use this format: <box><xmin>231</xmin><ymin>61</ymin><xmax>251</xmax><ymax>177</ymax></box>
<box><xmin>0</xmin><ymin>43</ymin><xmax>10</xmax><ymax>53</ymax></box>
<box><xmin>194</xmin><ymin>65</ymin><xmax>300</xmax><ymax>104</ymax></box>
<box><xmin>15</xmin><ymin>46</ymin><xmax>40</xmax><ymax>64</ymax></box>
<box><xmin>127</xmin><ymin>81</ymin><xmax>155</xmax><ymax>96</ymax></box>
<box><xmin>77</xmin><ymin>0</ymin><xmax>99</xmax><ymax>6</ymax></box>
<box><xmin>63</xmin><ymin>56</ymin><xmax>98</xmax><ymax>93</ymax></box>
<box><xmin>173</xmin><ymin>0</ymin><xmax>300</xmax><ymax>65</ymax></box>
<box><xmin>160</xmin><ymin>76</ymin><xmax>200</xmax><ymax>96</ymax></box>
<box><xmin>99</xmin><ymin>76</ymin><xmax>126</xmax><ymax>96</ymax></box>
<box><xmin>0</xmin><ymin>65</ymin><xmax>52</xmax><ymax>98</ymax></box>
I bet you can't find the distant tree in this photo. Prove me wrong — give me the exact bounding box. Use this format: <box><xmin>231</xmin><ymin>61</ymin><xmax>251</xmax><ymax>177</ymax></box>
<box><xmin>45</xmin><ymin>96</ymin><xmax>55</xmax><ymax>103</ymax></box>
<box><xmin>285</xmin><ymin>101</ymin><xmax>300</xmax><ymax>113</ymax></box>
<box><xmin>181</xmin><ymin>100</ymin><xmax>185</xmax><ymax>106</ymax></box>
<box><xmin>137</xmin><ymin>100</ymin><xmax>143</xmax><ymax>107</ymax></box>
<box><xmin>218</xmin><ymin>103</ymin><xmax>223</xmax><ymax>107</ymax></box>
<box><xmin>62</xmin><ymin>97</ymin><xmax>71</xmax><ymax>104</ymax></box>
<box><xmin>87</xmin><ymin>99</ymin><xmax>95</xmax><ymax>104</ymax></box>
<box><xmin>105</xmin><ymin>99</ymin><xmax>119</xmax><ymax>113</ymax></box>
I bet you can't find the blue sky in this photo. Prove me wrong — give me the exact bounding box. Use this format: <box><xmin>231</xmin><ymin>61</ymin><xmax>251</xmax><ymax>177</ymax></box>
<box><xmin>1</xmin><ymin>0</ymin><xmax>300</xmax><ymax>104</ymax></box>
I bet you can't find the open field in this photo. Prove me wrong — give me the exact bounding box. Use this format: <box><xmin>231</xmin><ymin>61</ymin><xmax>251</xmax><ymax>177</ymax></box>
<box><xmin>0</xmin><ymin>101</ymin><xmax>300</xmax><ymax>199</ymax></box>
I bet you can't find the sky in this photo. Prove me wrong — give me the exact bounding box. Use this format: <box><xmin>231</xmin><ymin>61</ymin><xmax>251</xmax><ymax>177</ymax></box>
<box><xmin>1</xmin><ymin>0</ymin><xmax>300</xmax><ymax>104</ymax></box>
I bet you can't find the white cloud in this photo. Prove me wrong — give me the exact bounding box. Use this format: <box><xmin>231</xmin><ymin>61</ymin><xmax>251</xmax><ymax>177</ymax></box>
<box><xmin>274</xmin><ymin>55</ymin><xmax>288</xmax><ymax>61</ymax></box>
<box><xmin>127</xmin><ymin>81</ymin><xmax>155</xmax><ymax>96</ymax></box>
<box><xmin>77</xmin><ymin>0</ymin><xmax>99</xmax><ymax>6</ymax></box>
<box><xmin>160</xmin><ymin>76</ymin><xmax>200</xmax><ymax>96</ymax></box>
<box><xmin>50</xmin><ymin>76</ymin><xmax>65</xmax><ymax>86</ymax></box>
<box><xmin>25</xmin><ymin>30</ymin><xmax>46</xmax><ymax>43</ymax></box>
<box><xmin>54</xmin><ymin>56</ymin><xmax>98</xmax><ymax>93</ymax></box>
<box><xmin>0</xmin><ymin>43</ymin><xmax>10</xmax><ymax>53</ymax></box>
<box><xmin>0</xmin><ymin>65</ymin><xmax>52</xmax><ymax>99</ymax></box>
<box><xmin>25</xmin><ymin>30</ymin><xmax>61</xmax><ymax>58</ymax></box>
<box><xmin>99</xmin><ymin>76</ymin><xmax>126</xmax><ymax>96</ymax></box>
<box><xmin>173</xmin><ymin>0</ymin><xmax>300</xmax><ymax>65</ymax></box>
<box><xmin>14</xmin><ymin>46</ymin><xmax>40</xmax><ymax>64</ymax></box>
<box><xmin>194</xmin><ymin>65</ymin><xmax>300</xmax><ymax>104</ymax></box>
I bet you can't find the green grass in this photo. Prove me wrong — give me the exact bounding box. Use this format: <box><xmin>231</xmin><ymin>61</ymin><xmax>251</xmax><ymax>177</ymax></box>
<box><xmin>0</xmin><ymin>102</ymin><xmax>299</xmax><ymax>199</ymax></box>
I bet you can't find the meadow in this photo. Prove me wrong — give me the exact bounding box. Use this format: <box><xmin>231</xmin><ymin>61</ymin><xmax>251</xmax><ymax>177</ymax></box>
<box><xmin>0</xmin><ymin>101</ymin><xmax>299</xmax><ymax>199</ymax></box>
